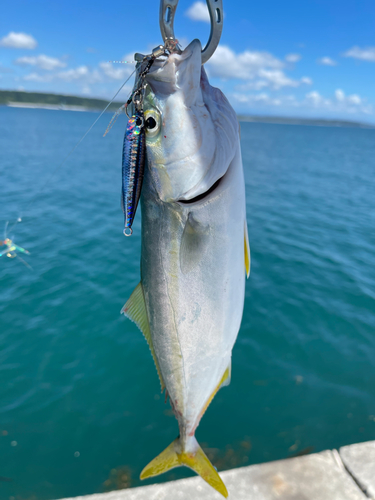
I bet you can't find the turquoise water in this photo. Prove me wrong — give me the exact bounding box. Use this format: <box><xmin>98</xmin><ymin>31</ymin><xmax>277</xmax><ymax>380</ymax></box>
<box><xmin>1</xmin><ymin>107</ymin><xmax>375</xmax><ymax>500</ymax></box>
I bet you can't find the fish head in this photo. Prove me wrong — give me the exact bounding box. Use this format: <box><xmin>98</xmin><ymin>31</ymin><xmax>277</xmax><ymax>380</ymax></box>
<box><xmin>143</xmin><ymin>39</ymin><xmax>238</xmax><ymax>202</ymax></box>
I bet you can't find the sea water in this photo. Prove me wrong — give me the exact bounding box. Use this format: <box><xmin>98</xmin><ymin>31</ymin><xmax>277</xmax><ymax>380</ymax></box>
<box><xmin>1</xmin><ymin>107</ymin><xmax>375</xmax><ymax>499</ymax></box>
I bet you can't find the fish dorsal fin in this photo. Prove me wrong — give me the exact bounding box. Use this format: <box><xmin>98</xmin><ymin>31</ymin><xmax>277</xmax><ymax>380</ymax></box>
<box><xmin>121</xmin><ymin>283</ymin><xmax>165</xmax><ymax>392</ymax></box>
<box><xmin>244</xmin><ymin>222</ymin><xmax>250</xmax><ymax>278</ymax></box>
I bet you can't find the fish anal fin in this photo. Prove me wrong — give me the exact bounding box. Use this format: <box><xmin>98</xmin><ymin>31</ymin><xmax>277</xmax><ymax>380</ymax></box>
<box><xmin>121</xmin><ymin>283</ymin><xmax>165</xmax><ymax>392</ymax></box>
<box><xmin>220</xmin><ymin>359</ymin><xmax>231</xmax><ymax>388</ymax></box>
<box><xmin>199</xmin><ymin>364</ymin><xmax>231</xmax><ymax>421</ymax></box>
<box><xmin>141</xmin><ymin>437</ymin><xmax>228</xmax><ymax>498</ymax></box>
<box><xmin>244</xmin><ymin>221</ymin><xmax>250</xmax><ymax>278</ymax></box>
<box><xmin>190</xmin><ymin>363</ymin><xmax>232</xmax><ymax>437</ymax></box>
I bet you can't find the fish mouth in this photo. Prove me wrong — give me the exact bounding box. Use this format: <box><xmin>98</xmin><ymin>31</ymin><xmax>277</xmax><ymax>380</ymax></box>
<box><xmin>178</xmin><ymin>174</ymin><xmax>224</xmax><ymax>205</ymax></box>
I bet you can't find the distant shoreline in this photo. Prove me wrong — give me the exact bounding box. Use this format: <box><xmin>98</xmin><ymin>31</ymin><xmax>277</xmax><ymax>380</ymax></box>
<box><xmin>0</xmin><ymin>89</ymin><xmax>119</xmax><ymax>112</ymax></box>
<box><xmin>237</xmin><ymin>115</ymin><xmax>375</xmax><ymax>129</ymax></box>
<box><xmin>6</xmin><ymin>102</ymin><xmax>91</xmax><ymax>112</ymax></box>
<box><xmin>1</xmin><ymin>90</ymin><xmax>374</xmax><ymax>129</ymax></box>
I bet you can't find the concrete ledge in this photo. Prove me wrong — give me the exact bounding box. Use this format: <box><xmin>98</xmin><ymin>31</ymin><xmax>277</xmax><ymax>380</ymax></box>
<box><xmin>60</xmin><ymin>441</ymin><xmax>375</xmax><ymax>500</ymax></box>
<box><xmin>340</xmin><ymin>441</ymin><xmax>375</xmax><ymax>499</ymax></box>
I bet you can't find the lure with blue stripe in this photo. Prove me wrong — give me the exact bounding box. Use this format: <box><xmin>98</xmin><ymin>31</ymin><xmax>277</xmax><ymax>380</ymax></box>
<box><xmin>122</xmin><ymin>112</ymin><xmax>146</xmax><ymax>236</ymax></box>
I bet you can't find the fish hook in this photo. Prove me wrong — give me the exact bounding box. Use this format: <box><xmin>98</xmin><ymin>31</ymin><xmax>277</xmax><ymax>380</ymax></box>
<box><xmin>159</xmin><ymin>0</ymin><xmax>223</xmax><ymax>64</ymax></box>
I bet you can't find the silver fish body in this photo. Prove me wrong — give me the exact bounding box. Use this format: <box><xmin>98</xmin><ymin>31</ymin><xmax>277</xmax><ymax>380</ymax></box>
<box><xmin>122</xmin><ymin>39</ymin><xmax>250</xmax><ymax>497</ymax></box>
<box><xmin>141</xmin><ymin>144</ymin><xmax>246</xmax><ymax>436</ymax></box>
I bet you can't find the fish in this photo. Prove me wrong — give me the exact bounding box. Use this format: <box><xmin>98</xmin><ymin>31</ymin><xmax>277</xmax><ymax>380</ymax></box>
<box><xmin>121</xmin><ymin>39</ymin><xmax>250</xmax><ymax>497</ymax></box>
<box><xmin>121</xmin><ymin>111</ymin><xmax>146</xmax><ymax>236</ymax></box>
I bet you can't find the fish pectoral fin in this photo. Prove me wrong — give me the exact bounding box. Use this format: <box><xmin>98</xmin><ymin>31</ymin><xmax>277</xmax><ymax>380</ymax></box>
<box><xmin>244</xmin><ymin>221</ymin><xmax>250</xmax><ymax>278</ymax></box>
<box><xmin>180</xmin><ymin>213</ymin><xmax>210</xmax><ymax>274</ymax></box>
<box><xmin>121</xmin><ymin>282</ymin><xmax>165</xmax><ymax>392</ymax></box>
<box><xmin>140</xmin><ymin>437</ymin><xmax>228</xmax><ymax>498</ymax></box>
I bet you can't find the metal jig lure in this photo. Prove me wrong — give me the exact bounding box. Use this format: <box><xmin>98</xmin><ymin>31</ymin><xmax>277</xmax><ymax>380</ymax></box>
<box><xmin>118</xmin><ymin>41</ymin><xmax>180</xmax><ymax>236</ymax></box>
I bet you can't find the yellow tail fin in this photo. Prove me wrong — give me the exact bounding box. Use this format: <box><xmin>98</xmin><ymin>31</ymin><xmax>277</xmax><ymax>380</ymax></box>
<box><xmin>140</xmin><ymin>436</ymin><xmax>228</xmax><ymax>498</ymax></box>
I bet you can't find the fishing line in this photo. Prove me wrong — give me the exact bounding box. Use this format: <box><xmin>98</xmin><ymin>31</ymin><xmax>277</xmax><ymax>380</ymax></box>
<box><xmin>7</xmin><ymin>69</ymin><xmax>136</xmax><ymax>236</ymax></box>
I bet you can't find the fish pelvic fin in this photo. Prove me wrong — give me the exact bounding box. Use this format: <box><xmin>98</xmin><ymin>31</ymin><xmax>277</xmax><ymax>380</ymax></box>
<box><xmin>140</xmin><ymin>436</ymin><xmax>228</xmax><ymax>498</ymax></box>
<box><xmin>244</xmin><ymin>221</ymin><xmax>250</xmax><ymax>278</ymax></box>
<box><xmin>121</xmin><ymin>282</ymin><xmax>165</xmax><ymax>392</ymax></box>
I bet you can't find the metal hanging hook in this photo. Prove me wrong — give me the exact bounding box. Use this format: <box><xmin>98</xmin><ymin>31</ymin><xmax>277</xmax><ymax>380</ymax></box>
<box><xmin>159</xmin><ymin>0</ymin><xmax>223</xmax><ymax>64</ymax></box>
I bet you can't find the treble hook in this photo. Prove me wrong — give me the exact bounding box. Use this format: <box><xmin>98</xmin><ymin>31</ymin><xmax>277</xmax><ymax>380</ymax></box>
<box><xmin>159</xmin><ymin>0</ymin><xmax>223</xmax><ymax>64</ymax></box>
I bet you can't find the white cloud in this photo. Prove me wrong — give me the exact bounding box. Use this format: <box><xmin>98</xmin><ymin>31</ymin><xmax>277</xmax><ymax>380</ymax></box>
<box><xmin>335</xmin><ymin>89</ymin><xmax>345</xmax><ymax>102</ymax></box>
<box><xmin>99</xmin><ymin>61</ymin><xmax>134</xmax><ymax>80</ymax></box>
<box><xmin>233</xmin><ymin>92</ymin><xmax>285</xmax><ymax>107</ymax></box>
<box><xmin>207</xmin><ymin>45</ymin><xmax>283</xmax><ymax>80</ymax></box>
<box><xmin>285</xmin><ymin>53</ymin><xmax>301</xmax><ymax>63</ymax></box>
<box><xmin>57</xmin><ymin>66</ymin><xmax>97</xmax><ymax>82</ymax></box>
<box><xmin>304</xmin><ymin>89</ymin><xmax>366</xmax><ymax>112</ymax></box>
<box><xmin>231</xmin><ymin>88</ymin><xmax>372</xmax><ymax>117</ymax></box>
<box><xmin>254</xmin><ymin>93</ymin><xmax>270</xmax><ymax>103</ymax></box>
<box><xmin>257</xmin><ymin>69</ymin><xmax>300</xmax><ymax>89</ymax></box>
<box><xmin>233</xmin><ymin>93</ymin><xmax>301</xmax><ymax>108</ymax></box>
<box><xmin>237</xmin><ymin>80</ymin><xmax>267</xmax><ymax>91</ymax></box>
<box><xmin>24</xmin><ymin>72</ymin><xmax>52</xmax><ymax>82</ymax></box>
<box><xmin>15</xmin><ymin>54</ymin><xmax>66</xmax><ymax>71</ymax></box>
<box><xmin>185</xmin><ymin>1</ymin><xmax>210</xmax><ymax>23</ymax></box>
<box><xmin>306</xmin><ymin>91</ymin><xmax>326</xmax><ymax>106</ymax></box>
<box><xmin>22</xmin><ymin>58</ymin><xmax>135</xmax><ymax>87</ymax></box>
<box><xmin>343</xmin><ymin>46</ymin><xmax>375</xmax><ymax>62</ymax></box>
<box><xmin>335</xmin><ymin>89</ymin><xmax>361</xmax><ymax>105</ymax></box>
<box><xmin>304</xmin><ymin>89</ymin><xmax>369</xmax><ymax>114</ymax></box>
<box><xmin>23</xmin><ymin>65</ymin><xmax>97</xmax><ymax>83</ymax></box>
<box><xmin>317</xmin><ymin>57</ymin><xmax>337</xmax><ymax>66</ymax></box>
<box><xmin>348</xmin><ymin>94</ymin><xmax>361</xmax><ymax>105</ymax></box>
<box><xmin>0</xmin><ymin>32</ymin><xmax>37</xmax><ymax>49</ymax></box>
<box><xmin>208</xmin><ymin>46</ymin><xmax>312</xmax><ymax>91</ymax></box>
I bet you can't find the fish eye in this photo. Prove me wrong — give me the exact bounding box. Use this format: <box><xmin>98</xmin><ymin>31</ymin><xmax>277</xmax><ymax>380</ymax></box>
<box><xmin>146</xmin><ymin>116</ymin><xmax>156</xmax><ymax>129</ymax></box>
<box><xmin>144</xmin><ymin>109</ymin><xmax>161</xmax><ymax>137</ymax></box>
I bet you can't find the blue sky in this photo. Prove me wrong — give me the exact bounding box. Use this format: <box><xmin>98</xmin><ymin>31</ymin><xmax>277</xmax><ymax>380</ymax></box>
<box><xmin>1</xmin><ymin>0</ymin><xmax>374</xmax><ymax>122</ymax></box>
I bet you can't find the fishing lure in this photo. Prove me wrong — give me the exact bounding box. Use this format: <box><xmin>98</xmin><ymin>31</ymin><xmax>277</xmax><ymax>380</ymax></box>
<box><xmin>105</xmin><ymin>40</ymin><xmax>181</xmax><ymax>236</ymax></box>
<box><xmin>121</xmin><ymin>111</ymin><xmax>146</xmax><ymax>236</ymax></box>
<box><xmin>0</xmin><ymin>222</ymin><xmax>31</xmax><ymax>268</ymax></box>
<box><xmin>0</xmin><ymin>238</ymin><xmax>30</xmax><ymax>258</ymax></box>
<box><xmin>120</xmin><ymin>54</ymin><xmax>159</xmax><ymax>236</ymax></box>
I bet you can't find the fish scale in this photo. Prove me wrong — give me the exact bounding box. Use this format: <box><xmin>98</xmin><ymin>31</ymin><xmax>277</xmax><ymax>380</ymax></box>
<box><xmin>122</xmin><ymin>112</ymin><xmax>146</xmax><ymax>233</ymax></box>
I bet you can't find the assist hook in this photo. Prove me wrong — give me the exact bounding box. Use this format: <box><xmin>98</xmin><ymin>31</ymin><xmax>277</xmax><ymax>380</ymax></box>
<box><xmin>159</xmin><ymin>0</ymin><xmax>223</xmax><ymax>64</ymax></box>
